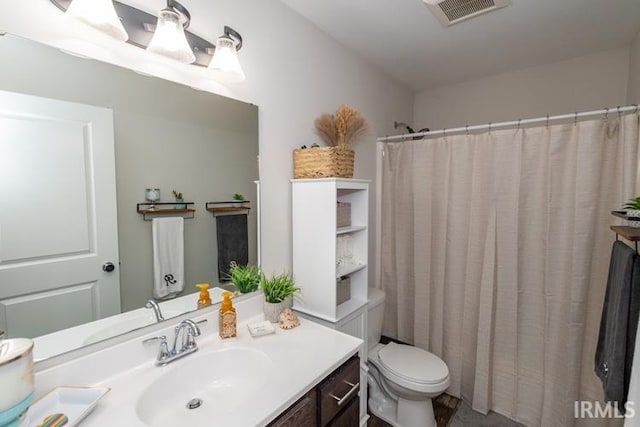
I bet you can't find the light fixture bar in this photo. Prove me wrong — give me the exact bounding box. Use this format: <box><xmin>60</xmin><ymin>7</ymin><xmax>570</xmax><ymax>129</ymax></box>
<box><xmin>49</xmin><ymin>0</ymin><xmax>218</xmax><ymax>67</ymax></box>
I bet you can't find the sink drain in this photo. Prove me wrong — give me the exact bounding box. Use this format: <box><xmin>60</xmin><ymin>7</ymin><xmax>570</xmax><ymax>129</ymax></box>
<box><xmin>186</xmin><ymin>398</ymin><xmax>203</xmax><ymax>409</ymax></box>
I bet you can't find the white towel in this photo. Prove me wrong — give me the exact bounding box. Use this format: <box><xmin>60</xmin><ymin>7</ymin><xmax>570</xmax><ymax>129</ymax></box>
<box><xmin>152</xmin><ymin>217</ymin><xmax>184</xmax><ymax>299</ymax></box>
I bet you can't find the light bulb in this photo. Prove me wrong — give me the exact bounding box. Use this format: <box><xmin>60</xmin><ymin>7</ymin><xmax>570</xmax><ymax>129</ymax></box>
<box><xmin>147</xmin><ymin>9</ymin><xmax>195</xmax><ymax>64</ymax></box>
<box><xmin>66</xmin><ymin>0</ymin><xmax>128</xmax><ymax>42</ymax></box>
<box><xmin>208</xmin><ymin>36</ymin><xmax>245</xmax><ymax>83</ymax></box>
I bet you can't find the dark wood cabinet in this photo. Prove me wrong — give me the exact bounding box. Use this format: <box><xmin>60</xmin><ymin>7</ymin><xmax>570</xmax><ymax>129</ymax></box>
<box><xmin>318</xmin><ymin>355</ymin><xmax>360</xmax><ymax>426</ymax></box>
<box><xmin>327</xmin><ymin>396</ymin><xmax>359</xmax><ymax>427</ymax></box>
<box><xmin>268</xmin><ymin>354</ymin><xmax>360</xmax><ymax>427</ymax></box>
<box><xmin>269</xmin><ymin>390</ymin><xmax>317</xmax><ymax>427</ymax></box>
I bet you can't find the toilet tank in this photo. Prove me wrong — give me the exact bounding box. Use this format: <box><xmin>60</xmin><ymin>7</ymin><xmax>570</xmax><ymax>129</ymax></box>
<box><xmin>367</xmin><ymin>287</ymin><xmax>386</xmax><ymax>351</ymax></box>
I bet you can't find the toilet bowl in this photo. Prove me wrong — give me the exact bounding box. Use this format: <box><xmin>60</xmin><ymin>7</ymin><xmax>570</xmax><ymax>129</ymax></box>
<box><xmin>367</xmin><ymin>288</ymin><xmax>450</xmax><ymax>427</ymax></box>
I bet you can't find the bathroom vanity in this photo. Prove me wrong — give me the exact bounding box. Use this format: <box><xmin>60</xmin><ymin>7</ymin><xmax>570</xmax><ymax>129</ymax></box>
<box><xmin>269</xmin><ymin>355</ymin><xmax>360</xmax><ymax>426</ymax></box>
<box><xmin>29</xmin><ymin>293</ymin><xmax>362</xmax><ymax>426</ymax></box>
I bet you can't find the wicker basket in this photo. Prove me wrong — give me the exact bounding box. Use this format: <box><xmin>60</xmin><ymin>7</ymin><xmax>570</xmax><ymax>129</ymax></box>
<box><xmin>337</xmin><ymin>202</ymin><xmax>351</xmax><ymax>228</ymax></box>
<box><xmin>293</xmin><ymin>147</ymin><xmax>354</xmax><ymax>179</ymax></box>
<box><xmin>336</xmin><ymin>276</ymin><xmax>351</xmax><ymax>305</ymax></box>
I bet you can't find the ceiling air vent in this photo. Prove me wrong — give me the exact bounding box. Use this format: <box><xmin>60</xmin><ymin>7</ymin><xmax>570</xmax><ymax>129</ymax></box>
<box><xmin>423</xmin><ymin>0</ymin><xmax>510</xmax><ymax>27</ymax></box>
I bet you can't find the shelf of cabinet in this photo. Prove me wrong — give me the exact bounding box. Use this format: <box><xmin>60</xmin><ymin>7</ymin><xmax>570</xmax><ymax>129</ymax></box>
<box><xmin>337</xmin><ymin>225</ymin><xmax>367</xmax><ymax>235</ymax></box>
<box><xmin>336</xmin><ymin>263</ymin><xmax>366</xmax><ymax>279</ymax></box>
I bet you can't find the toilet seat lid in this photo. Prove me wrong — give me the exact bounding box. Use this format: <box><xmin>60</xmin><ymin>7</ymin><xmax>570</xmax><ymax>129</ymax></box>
<box><xmin>378</xmin><ymin>342</ymin><xmax>449</xmax><ymax>384</ymax></box>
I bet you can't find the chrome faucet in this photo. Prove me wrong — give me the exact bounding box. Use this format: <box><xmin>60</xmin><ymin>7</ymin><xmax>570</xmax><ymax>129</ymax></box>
<box><xmin>143</xmin><ymin>319</ymin><xmax>202</xmax><ymax>366</ymax></box>
<box><xmin>171</xmin><ymin>319</ymin><xmax>201</xmax><ymax>355</ymax></box>
<box><xmin>145</xmin><ymin>299</ymin><xmax>165</xmax><ymax>322</ymax></box>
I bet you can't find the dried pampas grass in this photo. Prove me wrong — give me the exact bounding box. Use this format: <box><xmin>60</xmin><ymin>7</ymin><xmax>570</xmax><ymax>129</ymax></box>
<box><xmin>314</xmin><ymin>105</ymin><xmax>369</xmax><ymax>148</ymax></box>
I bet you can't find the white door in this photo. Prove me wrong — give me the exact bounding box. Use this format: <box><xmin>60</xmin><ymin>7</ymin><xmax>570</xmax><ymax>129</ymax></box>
<box><xmin>0</xmin><ymin>90</ymin><xmax>120</xmax><ymax>339</ymax></box>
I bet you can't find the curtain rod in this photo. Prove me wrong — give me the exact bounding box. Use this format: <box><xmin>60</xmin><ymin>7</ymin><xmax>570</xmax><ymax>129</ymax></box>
<box><xmin>377</xmin><ymin>105</ymin><xmax>639</xmax><ymax>143</ymax></box>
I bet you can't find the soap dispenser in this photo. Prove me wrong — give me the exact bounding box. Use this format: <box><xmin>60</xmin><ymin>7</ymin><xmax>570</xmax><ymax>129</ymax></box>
<box><xmin>219</xmin><ymin>291</ymin><xmax>237</xmax><ymax>338</ymax></box>
<box><xmin>196</xmin><ymin>283</ymin><xmax>212</xmax><ymax>309</ymax></box>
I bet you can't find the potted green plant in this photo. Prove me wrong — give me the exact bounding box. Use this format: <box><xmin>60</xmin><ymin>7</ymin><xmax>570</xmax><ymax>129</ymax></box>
<box><xmin>261</xmin><ymin>272</ymin><xmax>300</xmax><ymax>322</ymax></box>
<box><xmin>172</xmin><ymin>190</ymin><xmax>185</xmax><ymax>209</ymax></box>
<box><xmin>227</xmin><ymin>262</ymin><xmax>261</xmax><ymax>294</ymax></box>
<box><xmin>233</xmin><ymin>193</ymin><xmax>245</xmax><ymax>207</ymax></box>
<box><xmin>624</xmin><ymin>196</ymin><xmax>640</xmax><ymax>227</ymax></box>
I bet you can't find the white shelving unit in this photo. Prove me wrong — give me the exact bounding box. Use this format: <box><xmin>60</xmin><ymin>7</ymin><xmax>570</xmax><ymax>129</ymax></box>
<box><xmin>292</xmin><ymin>178</ymin><xmax>369</xmax><ymax>322</ymax></box>
<box><xmin>292</xmin><ymin>178</ymin><xmax>370</xmax><ymax>426</ymax></box>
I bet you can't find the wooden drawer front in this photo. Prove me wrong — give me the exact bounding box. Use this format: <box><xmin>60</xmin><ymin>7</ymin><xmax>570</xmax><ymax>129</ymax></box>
<box><xmin>268</xmin><ymin>389</ymin><xmax>317</xmax><ymax>427</ymax></box>
<box><xmin>327</xmin><ymin>396</ymin><xmax>359</xmax><ymax>427</ymax></box>
<box><xmin>319</xmin><ymin>356</ymin><xmax>360</xmax><ymax>426</ymax></box>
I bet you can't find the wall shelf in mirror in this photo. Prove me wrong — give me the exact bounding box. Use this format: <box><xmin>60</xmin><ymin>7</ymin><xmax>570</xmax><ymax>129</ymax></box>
<box><xmin>137</xmin><ymin>202</ymin><xmax>196</xmax><ymax>221</ymax></box>
<box><xmin>206</xmin><ymin>201</ymin><xmax>251</xmax><ymax>215</ymax></box>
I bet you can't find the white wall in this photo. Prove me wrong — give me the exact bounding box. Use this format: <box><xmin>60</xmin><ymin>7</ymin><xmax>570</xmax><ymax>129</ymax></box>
<box><xmin>222</xmin><ymin>1</ymin><xmax>414</xmax><ymax>279</ymax></box>
<box><xmin>628</xmin><ymin>31</ymin><xmax>640</xmax><ymax>104</ymax></box>
<box><xmin>414</xmin><ymin>47</ymin><xmax>630</xmax><ymax>130</ymax></box>
<box><xmin>1</xmin><ymin>1</ymin><xmax>413</xmax><ymax>283</ymax></box>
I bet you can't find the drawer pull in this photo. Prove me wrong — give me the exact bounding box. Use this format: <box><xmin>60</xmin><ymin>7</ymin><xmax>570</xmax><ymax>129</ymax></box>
<box><xmin>329</xmin><ymin>381</ymin><xmax>359</xmax><ymax>406</ymax></box>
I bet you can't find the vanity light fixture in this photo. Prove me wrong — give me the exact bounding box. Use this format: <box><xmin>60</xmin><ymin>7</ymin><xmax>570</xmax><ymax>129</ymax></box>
<box><xmin>65</xmin><ymin>0</ymin><xmax>128</xmax><ymax>42</ymax></box>
<box><xmin>49</xmin><ymin>0</ymin><xmax>245</xmax><ymax>82</ymax></box>
<box><xmin>208</xmin><ymin>26</ymin><xmax>245</xmax><ymax>82</ymax></box>
<box><xmin>146</xmin><ymin>1</ymin><xmax>195</xmax><ymax>64</ymax></box>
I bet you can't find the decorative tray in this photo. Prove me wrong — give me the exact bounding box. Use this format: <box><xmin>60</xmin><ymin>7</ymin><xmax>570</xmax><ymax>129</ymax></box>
<box><xmin>23</xmin><ymin>386</ymin><xmax>109</xmax><ymax>427</ymax></box>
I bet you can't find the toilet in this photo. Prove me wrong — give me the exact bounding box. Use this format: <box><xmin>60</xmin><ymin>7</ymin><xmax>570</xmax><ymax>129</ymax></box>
<box><xmin>367</xmin><ymin>287</ymin><xmax>450</xmax><ymax>427</ymax></box>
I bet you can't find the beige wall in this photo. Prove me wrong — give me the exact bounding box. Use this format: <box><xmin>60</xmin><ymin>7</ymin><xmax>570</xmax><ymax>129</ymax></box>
<box><xmin>414</xmin><ymin>47</ymin><xmax>630</xmax><ymax>130</ymax></box>
<box><xmin>628</xmin><ymin>31</ymin><xmax>640</xmax><ymax>104</ymax></box>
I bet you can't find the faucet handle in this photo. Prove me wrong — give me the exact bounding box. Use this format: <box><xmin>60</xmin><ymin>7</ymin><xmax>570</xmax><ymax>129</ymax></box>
<box><xmin>184</xmin><ymin>330</ymin><xmax>198</xmax><ymax>350</ymax></box>
<box><xmin>143</xmin><ymin>335</ymin><xmax>170</xmax><ymax>363</ymax></box>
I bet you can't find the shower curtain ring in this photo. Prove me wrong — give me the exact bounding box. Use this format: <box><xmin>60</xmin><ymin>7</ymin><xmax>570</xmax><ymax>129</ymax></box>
<box><xmin>489</xmin><ymin>122</ymin><xmax>492</xmax><ymax>133</ymax></box>
<box><xmin>617</xmin><ymin>106</ymin><xmax>622</xmax><ymax>118</ymax></box>
<box><xmin>546</xmin><ymin>115</ymin><xmax>550</xmax><ymax>128</ymax></box>
<box><xmin>574</xmin><ymin>112</ymin><xmax>578</xmax><ymax>126</ymax></box>
<box><xmin>517</xmin><ymin>119</ymin><xmax>521</xmax><ymax>129</ymax></box>
<box><xmin>465</xmin><ymin>125</ymin><xmax>469</xmax><ymax>136</ymax></box>
<box><xmin>604</xmin><ymin>107</ymin><xmax>609</xmax><ymax>121</ymax></box>
<box><xmin>443</xmin><ymin>128</ymin><xmax>446</xmax><ymax>138</ymax></box>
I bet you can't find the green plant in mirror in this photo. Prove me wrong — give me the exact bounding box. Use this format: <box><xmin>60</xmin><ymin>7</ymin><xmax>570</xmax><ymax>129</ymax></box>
<box><xmin>233</xmin><ymin>193</ymin><xmax>245</xmax><ymax>201</ymax></box>
<box><xmin>228</xmin><ymin>262</ymin><xmax>261</xmax><ymax>294</ymax></box>
<box><xmin>261</xmin><ymin>272</ymin><xmax>300</xmax><ymax>303</ymax></box>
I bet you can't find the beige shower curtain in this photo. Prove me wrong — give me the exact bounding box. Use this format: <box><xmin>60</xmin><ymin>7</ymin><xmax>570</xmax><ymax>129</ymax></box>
<box><xmin>381</xmin><ymin>113</ymin><xmax>640</xmax><ymax>426</ymax></box>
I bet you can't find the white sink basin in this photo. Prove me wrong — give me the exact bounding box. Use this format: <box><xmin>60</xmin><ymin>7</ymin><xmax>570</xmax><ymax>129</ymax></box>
<box><xmin>136</xmin><ymin>348</ymin><xmax>272</xmax><ymax>426</ymax></box>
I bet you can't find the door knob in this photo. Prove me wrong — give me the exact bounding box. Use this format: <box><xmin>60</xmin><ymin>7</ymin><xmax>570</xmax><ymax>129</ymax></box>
<box><xmin>102</xmin><ymin>262</ymin><xmax>116</xmax><ymax>272</ymax></box>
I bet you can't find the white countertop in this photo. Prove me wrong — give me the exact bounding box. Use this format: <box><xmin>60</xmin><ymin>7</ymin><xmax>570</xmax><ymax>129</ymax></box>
<box><xmin>29</xmin><ymin>294</ymin><xmax>362</xmax><ymax>427</ymax></box>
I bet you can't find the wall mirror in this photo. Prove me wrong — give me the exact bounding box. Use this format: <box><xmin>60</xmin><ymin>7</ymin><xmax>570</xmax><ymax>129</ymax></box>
<box><xmin>0</xmin><ymin>33</ymin><xmax>259</xmax><ymax>360</ymax></box>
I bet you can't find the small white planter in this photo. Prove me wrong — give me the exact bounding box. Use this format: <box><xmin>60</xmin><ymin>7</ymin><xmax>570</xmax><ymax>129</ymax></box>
<box><xmin>263</xmin><ymin>297</ymin><xmax>293</xmax><ymax>323</ymax></box>
<box><xmin>628</xmin><ymin>210</ymin><xmax>640</xmax><ymax>228</ymax></box>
